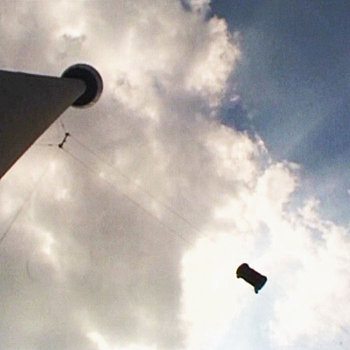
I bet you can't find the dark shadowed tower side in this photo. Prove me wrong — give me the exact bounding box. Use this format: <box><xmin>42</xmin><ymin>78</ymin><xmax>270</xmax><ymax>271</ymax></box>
<box><xmin>0</xmin><ymin>64</ymin><xmax>103</xmax><ymax>179</ymax></box>
<box><xmin>236</xmin><ymin>263</ymin><xmax>267</xmax><ymax>293</ymax></box>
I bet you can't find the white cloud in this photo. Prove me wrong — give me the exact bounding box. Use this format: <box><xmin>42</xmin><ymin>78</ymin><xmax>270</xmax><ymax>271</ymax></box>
<box><xmin>185</xmin><ymin>0</ymin><xmax>211</xmax><ymax>15</ymax></box>
<box><xmin>0</xmin><ymin>1</ymin><xmax>349</xmax><ymax>350</ymax></box>
<box><xmin>182</xmin><ymin>185</ymin><xmax>350</xmax><ymax>349</ymax></box>
<box><xmin>0</xmin><ymin>1</ymin><xmax>239</xmax><ymax>349</ymax></box>
<box><xmin>267</xmin><ymin>202</ymin><xmax>350</xmax><ymax>348</ymax></box>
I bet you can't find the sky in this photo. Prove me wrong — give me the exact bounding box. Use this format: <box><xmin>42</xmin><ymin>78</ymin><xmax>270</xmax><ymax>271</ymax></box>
<box><xmin>211</xmin><ymin>0</ymin><xmax>350</xmax><ymax>224</ymax></box>
<box><xmin>0</xmin><ymin>1</ymin><xmax>349</xmax><ymax>349</ymax></box>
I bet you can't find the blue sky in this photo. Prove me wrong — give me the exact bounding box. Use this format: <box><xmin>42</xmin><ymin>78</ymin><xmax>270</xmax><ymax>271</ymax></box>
<box><xmin>212</xmin><ymin>0</ymin><xmax>350</xmax><ymax>224</ymax></box>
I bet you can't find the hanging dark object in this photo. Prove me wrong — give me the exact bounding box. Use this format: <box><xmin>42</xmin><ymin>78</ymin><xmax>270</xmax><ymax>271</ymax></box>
<box><xmin>236</xmin><ymin>263</ymin><xmax>267</xmax><ymax>294</ymax></box>
<box><xmin>58</xmin><ymin>132</ymin><xmax>70</xmax><ymax>148</ymax></box>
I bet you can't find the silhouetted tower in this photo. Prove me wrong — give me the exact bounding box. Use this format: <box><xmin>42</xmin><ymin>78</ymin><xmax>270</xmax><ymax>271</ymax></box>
<box><xmin>0</xmin><ymin>64</ymin><xmax>103</xmax><ymax>179</ymax></box>
<box><xmin>236</xmin><ymin>263</ymin><xmax>267</xmax><ymax>293</ymax></box>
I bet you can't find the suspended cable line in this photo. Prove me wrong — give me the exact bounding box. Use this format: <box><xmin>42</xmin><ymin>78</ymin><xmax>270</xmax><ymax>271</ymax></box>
<box><xmin>47</xmin><ymin>117</ymin><xmax>210</xmax><ymax>231</ymax></box>
<box><xmin>59</xmin><ymin>120</ymin><xmax>67</xmax><ymax>133</ymax></box>
<box><xmin>1</xmin><ymin>119</ymin><xmax>198</xmax><ymax>265</ymax></box>
<box><xmin>35</xmin><ymin>143</ymin><xmax>56</xmax><ymax>147</ymax></box>
<box><xmin>69</xmin><ymin>134</ymin><xmax>203</xmax><ymax>237</ymax></box>
<box><xmin>61</xmin><ymin>147</ymin><xmax>194</xmax><ymax>247</ymax></box>
<box><xmin>0</xmin><ymin>149</ymin><xmax>59</xmax><ymax>245</ymax></box>
<box><xmin>35</xmin><ymin>120</ymin><xmax>70</xmax><ymax>147</ymax></box>
<box><xmin>1</xmin><ymin>122</ymin><xmax>67</xmax><ymax>244</ymax></box>
<box><xmin>37</xmin><ymin>120</ymin><xmax>209</xmax><ymax>248</ymax></box>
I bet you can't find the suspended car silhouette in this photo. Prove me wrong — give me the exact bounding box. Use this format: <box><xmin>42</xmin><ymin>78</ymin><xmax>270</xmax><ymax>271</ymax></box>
<box><xmin>236</xmin><ymin>263</ymin><xmax>267</xmax><ymax>294</ymax></box>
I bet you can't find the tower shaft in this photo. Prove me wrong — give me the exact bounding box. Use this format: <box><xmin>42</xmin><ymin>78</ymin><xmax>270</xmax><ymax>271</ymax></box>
<box><xmin>0</xmin><ymin>69</ymin><xmax>85</xmax><ymax>179</ymax></box>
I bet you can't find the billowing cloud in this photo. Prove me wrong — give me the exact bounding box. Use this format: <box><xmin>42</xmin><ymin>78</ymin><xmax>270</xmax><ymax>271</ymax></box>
<box><xmin>182</xmin><ymin>172</ymin><xmax>350</xmax><ymax>349</ymax></box>
<box><xmin>181</xmin><ymin>0</ymin><xmax>211</xmax><ymax>15</ymax></box>
<box><xmin>0</xmin><ymin>1</ymin><xmax>349</xmax><ymax>350</ymax></box>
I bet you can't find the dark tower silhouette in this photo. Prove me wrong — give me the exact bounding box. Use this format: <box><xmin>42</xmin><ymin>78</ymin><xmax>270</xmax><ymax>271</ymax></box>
<box><xmin>236</xmin><ymin>263</ymin><xmax>267</xmax><ymax>293</ymax></box>
<box><xmin>0</xmin><ymin>63</ymin><xmax>103</xmax><ymax>179</ymax></box>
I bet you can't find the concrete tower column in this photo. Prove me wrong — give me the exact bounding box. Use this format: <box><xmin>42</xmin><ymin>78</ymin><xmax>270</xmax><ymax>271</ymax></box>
<box><xmin>0</xmin><ymin>64</ymin><xmax>103</xmax><ymax>179</ymax></box>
